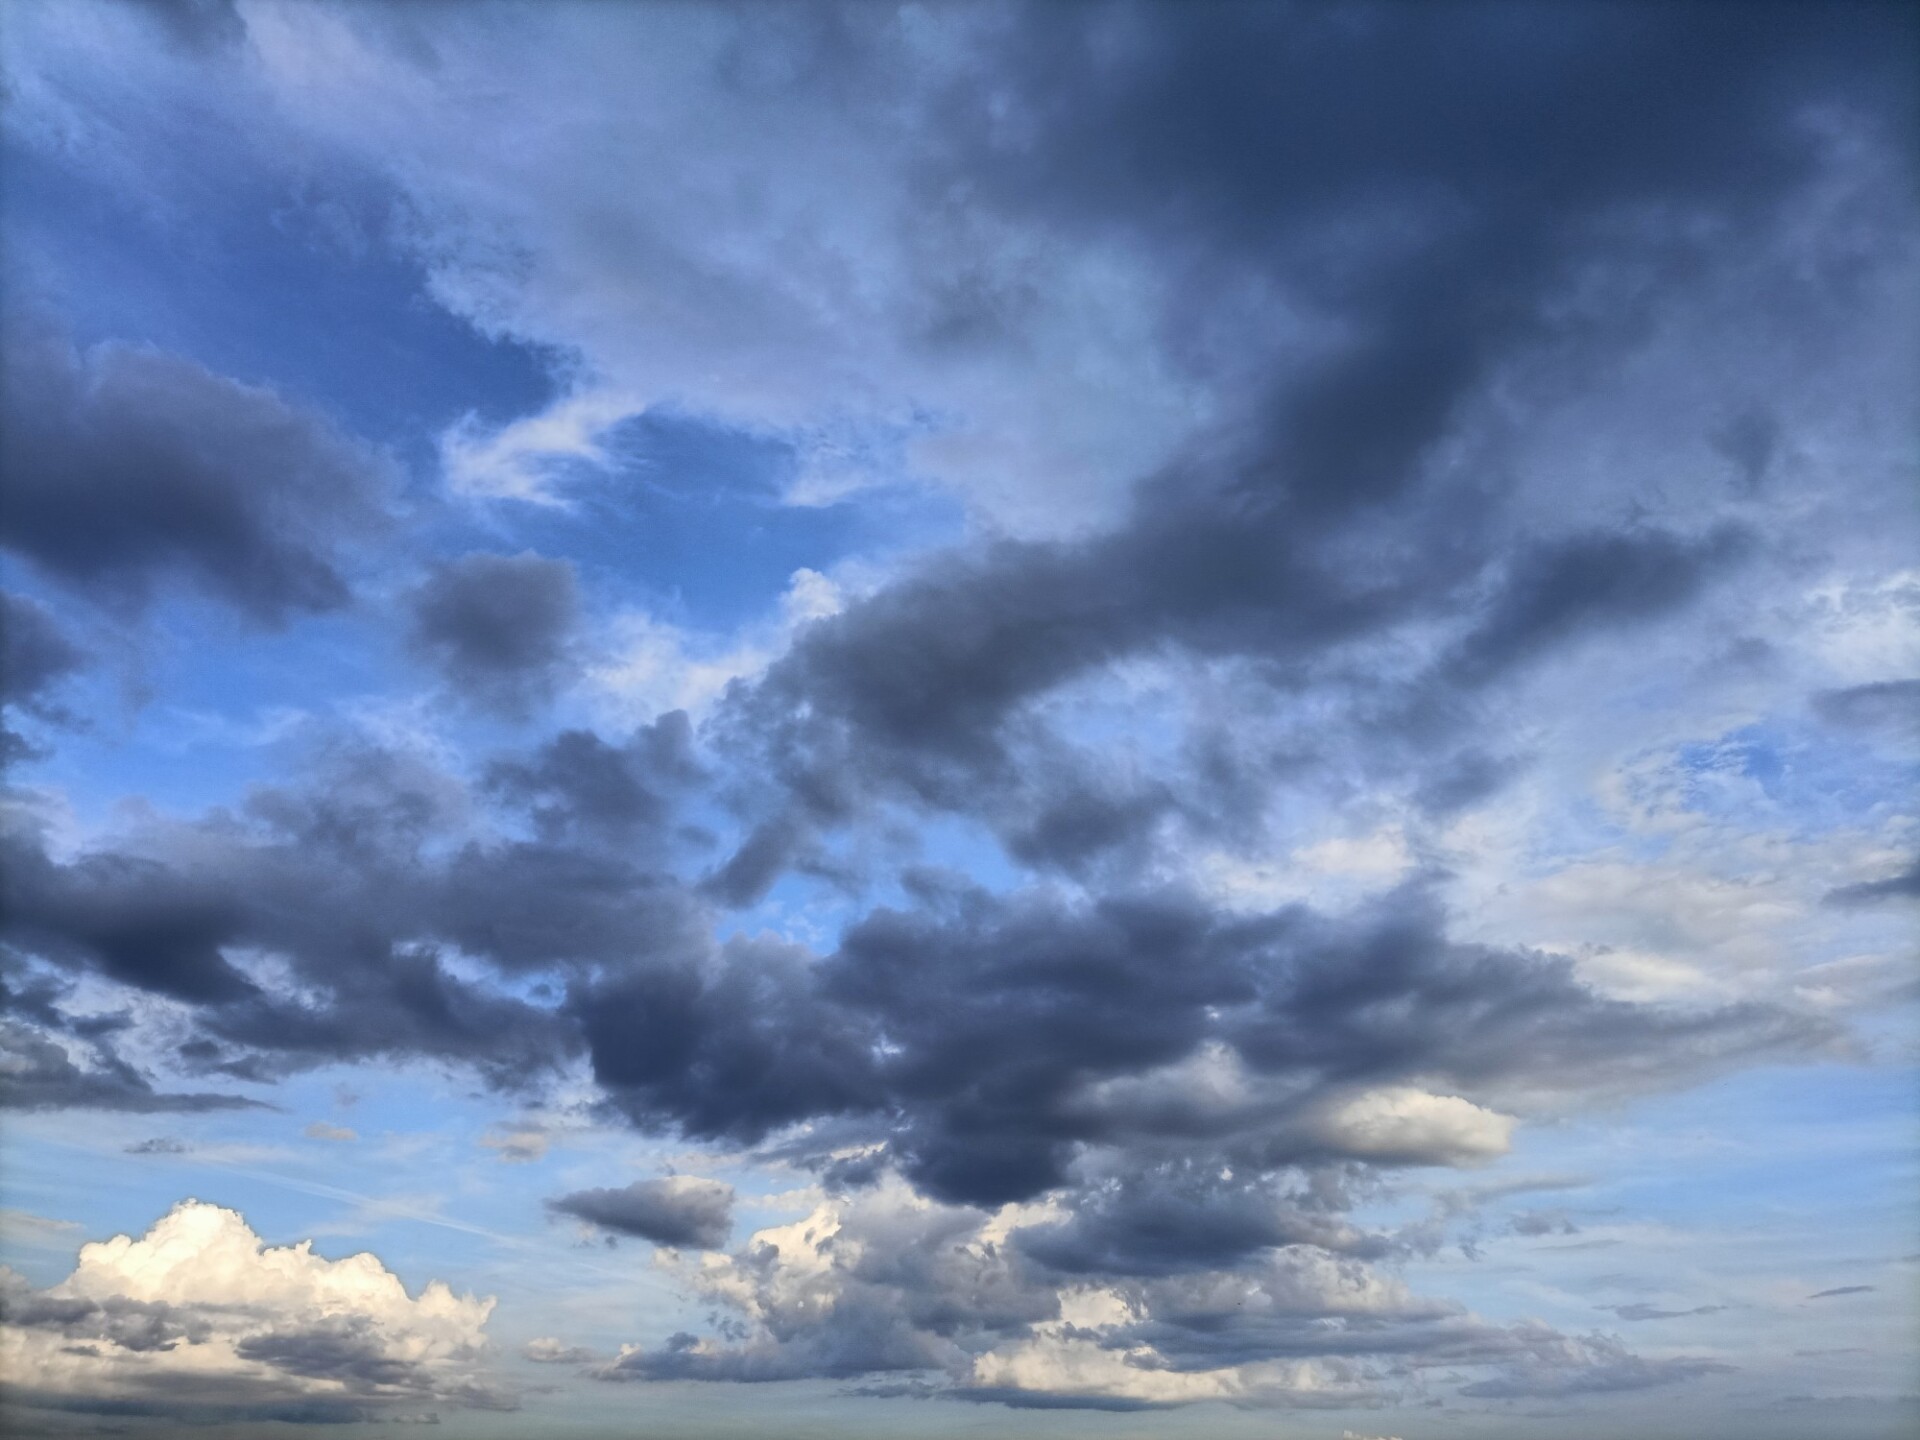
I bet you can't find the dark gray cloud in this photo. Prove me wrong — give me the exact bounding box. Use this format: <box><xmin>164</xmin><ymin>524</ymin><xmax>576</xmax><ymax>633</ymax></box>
<box><xmin>1605</xmin><ymin>1303</ymin><xmax>1726</xmax><ymax>1322</ymax></box>
<box><xmin>1440</xmin><ymin>526</ymin><xmax>1750</xmax><ymax>689</ymax></box>
<box><xmin>1809</xmin><ymin>1285</ymin><xmax>1875</xmax><ymax>1299</ymax></box>
<box><xmin>0</xmin><ymin>1274</ymin><xmax>213</xmax><ymax>1354</ymax></box>
<box><xmin>547</xmin><ymin>1176</ymin><xmax>734</xmax><ymax>1249</ymax></box>
<box><xmin>1</xmin><ymin>829</ymin><xmax>257</xmax><ymax>1003</ymax></box>
<box><xmin>485</xmin><ymin>715</ymin><xmax>699</xmax><ymax>845</ymax></box>
<box><xmin>235</xmin><ymin>1319</ymin><xmax>428</xmax><ymax>1390</ymax></box>
<box><xmin>693</xmin><ymin>0</ymin><xmax>1912</xmax><ymax>901</ymax></box>
<box><xmin>406</xmin><ymin>552</ymin><xmax>581</xmax><ymax>715</ymax></box>
<box><xmin>0</xmin><ymin>1022</ymin><xmax>260</xmax><ymax>1114</ymax></box>
<box><xmin>0</xmin><ymin>726</ymin><xmax>702</xmax><ymax>1086</ymax></box>
<box><xmin>1016</xmin><ymin>1160</ymin><xmax>1387</xmax><ymax>1277</ymax></box>
<box><xmin>568</xmin><ymin>874</ymin><xmax>1837</xmax><ymax>1216</ymax></box>
<box><xmin>124</xmin><ymin>1137</ymin><xmax>191</xmax><ymax>1155</ymax></box>
<box><xmin>0</xmin><ymin>326</ymin><xmax>389</xmax><ymax>624</ymax></box>
<box><xmin>1</xmin><ymin>591</ymin><xmax>85</xmax><ymax>762</ymax></box>
<box><xmin>1510</xmin><ymin>1209</ymin><xmax>1579</xmax><ymax>1238</ymax></box>
<box><xmin>1</xmin><ymin>751</ymin><xmax>1837</xmax><ymax>1211</ymax></box>
<box><xmin>1813</xmin><ymin>678</ymin><xmax>1920</xmax><ymax>740</ymax></box>
<box><xmin>1824</xmin><ymin>859</ymin><xmax>1920</xmax><ymax>906</ymax></box>
<box><xmin>0</xmin><ymin>592</ymin><xmax>83</xmax><ymax>712</ymax></box>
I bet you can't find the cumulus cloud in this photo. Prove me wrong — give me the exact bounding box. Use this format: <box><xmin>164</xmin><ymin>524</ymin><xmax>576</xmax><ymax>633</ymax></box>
<box><xmin>547</xmin><ymin>1176</ymin><xmax>734</xmax><ymax>1250</ymax></box>
<box><xmin>599</xmin><ymin>1178</ymin><xmax>1719</xmax><ymax>1409</ymax></box>
<box><xmin>0</xmin><ymin>1200</ymin><xmax>508</xmax><ymax>1422</ymax></box>
<box><xmin>1303</xmin><ymin>1087</ymin><xmax>1515</xmax><ymax>1167</ymax></box>
<box><xmin>406</xmin><ymin>552</ymin><xmax>582</xmax><ymax>716</ymax></box>
<box><xmin>0</xmin><ymin>325</ymin><xmax>389</xmax><ymax>624</ymax></box>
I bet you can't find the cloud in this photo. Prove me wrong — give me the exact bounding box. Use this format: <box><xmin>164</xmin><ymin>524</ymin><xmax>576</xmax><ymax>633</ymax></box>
<box><xmin>0</xmin><ymin>594</ymin><xmax>83</xmax><ymax>709</ymax></box>
<box><xmin>1441</xmin><ymin>527</ymin><xmax>1751</xmax><ymax>689</ymax></box>
<box><xmin>1823</xmin><ymin>860</ymin><xmax>1920</xmax><ymax>907</ymax></box>
<box><xmin>0</xmin><ymin>1</ymin><xmax>1911</xmax><ymax>1417</ymax></box>
<box><xmin>303</xmin><ymin>1121</ymin><xmax>357</xmax><ymax>1143</ymax></box>
<box><xmin>1605</xmin><ymin>1303</ymin><xmax>1726</xmax><ymax>1322</ymax></box>
<box><xmin>601</xmin><ymin>1178</ymin><xmax>1722</xmax><ymax>1411</ymax></box>
<box><xmin>0</xmin><ymin>1208</ymin><xmax>83</xmax><ymax>1250</ymax></box>
<box><xmin>1813</xmin><ymin>678</ymin><xmax>1920</xmax><ymax>741</ymax></box>
<box><xmin>124</xmin><ymin>1138</ymin><xmax>190</xmax><ymax>1155</ymax></box>
<box><xmin>0</xmin><ymin>1022</ymin><xmax>261</xmax><ymax>1115</ymax></box>
<box><xmin>0</xmin><ymin>1200</ymin><xmax>508</xmax><ymax>1421</ymax></box>
<box><xmin>0</xmin><ymin>325</ymin><xmax>389</xmax><ymax>624</ymax></box>
<box><xmin>478</xmin><ymin>1123</ymin><xmax>549</xmax><ymax>1164</ymax></box>
<box><xmin>1302</xmin><ymin>1087</ymin><xmax>1515</xmax><ymax>1167</ymax></box>
<box><xmin>1</xmin><ymin>825</ymin><xmax>260</xmax><ymax>1004</ymax></box>
<box><xmin>0</xmin><ymin>591</ymin><xmax>85</xmax><ymax>761</ymax></box>
<box><xmin>1809</xmin><ymin>1285</ymin><xmax>1875</xmax><ymax>1299</ymax></box>
<box><xmin>1457</xmin><ymin>1335</ymin><xmax>1732</xmax><ymax>1398</ymax></box>
<box><xmin>1510</xmin><ymin>1209</ymin><xmax>1580</xmax><ymax>1238</ymax></box>
<box><xmin>523</xmin><ymin>1337</ymin><xmax>595</xmax><ymax>1364</ymax></box>
<box><xmin>406</xmin><ymin>552</ymin><xmax>582</xmax><ymax>716</ymax></box>
<box><xmin>547</xmin><ymin>1176</ymin><xmax>733</xmax><ymax>1250</ymax></box>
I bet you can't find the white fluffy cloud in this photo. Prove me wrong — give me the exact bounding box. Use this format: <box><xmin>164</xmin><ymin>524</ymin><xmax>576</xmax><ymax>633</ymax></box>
<box><xmin>0</xmin><ymin>1200</ymin><xmax>508</xmax><ymax>1423</ymax></box>
<box><xmin>1306</xmin><ymin>1086</ymin><xmax>1516</xmax><ymax>1166</ymax></box>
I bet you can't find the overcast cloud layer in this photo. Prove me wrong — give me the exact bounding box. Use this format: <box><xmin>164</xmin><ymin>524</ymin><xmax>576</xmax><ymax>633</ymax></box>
<box><xmin>1</xmin><ymin>4</ymin><xmax>1915</xmax><ymax>1438</ymax></box>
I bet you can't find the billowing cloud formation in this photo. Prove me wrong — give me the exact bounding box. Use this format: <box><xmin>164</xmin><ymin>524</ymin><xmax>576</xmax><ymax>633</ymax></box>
<box><xmin>0</xmin><ymin>327</ymin><xmax>389</xmax><ymax>623</ymax></box>
<box><xmin>0</xmin><ymin>1201</ymin><xmax>507</xmax><ymax>1423</ymax></box>
<box><xmin>590</xmin><ymin>1177</ymin><xmax>1726</xmax><ymax>1408</ymax></box>
<box><xmin>0</xmin><ymin>0</ymin><xmax>1912</xmax><ymax>1423</ymax></box>
<box><xmin>547</xmin><ymin>1175</ymin><xmax>734</xmax><ymax>1250</ymax></box>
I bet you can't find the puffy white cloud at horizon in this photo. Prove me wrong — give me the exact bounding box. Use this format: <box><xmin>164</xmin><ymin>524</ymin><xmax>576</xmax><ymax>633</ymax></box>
<box><xmin>0</xmin><ymin>1200</ymin><xmax>506</xmax><ymax>1423</ymax></box>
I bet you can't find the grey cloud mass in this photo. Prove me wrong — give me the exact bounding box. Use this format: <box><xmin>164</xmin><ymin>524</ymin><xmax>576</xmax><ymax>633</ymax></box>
<box><xmin>0</xmin><ymin>327</ymin><xmax>389</xmax><ymax>624</ymax></box>
<box><xmin>406</xmin><ymin>552</ymin><xmax>582</xmax><ymax>716</ymax></box>
<box><xmin>0</xmin><ymin>591</ymin><xmax>85</xmax><ymax>763</ymax></box>
<box><xmin>547</xmin><ymin>1176</ymin><xmax>734</xmax><ymax>1250</ymax></box>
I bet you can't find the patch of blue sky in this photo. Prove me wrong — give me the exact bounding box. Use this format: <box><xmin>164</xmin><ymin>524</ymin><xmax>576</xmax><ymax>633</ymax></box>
<box><xmin>2</xmin><ymin>136</ymin><xmax>558</xmax><ymax>474</ymax></box>
<box><xmin>12</xmin><ymin>605</ymin><xmax>400</xmax><ymax>829</ymax></box>
<box><xmin>1395</xmin><ymin>1064</ymin><xmax>1917</xmax><ymax>1381</ymax></box>
<box><xmin>488</xmin><ymin>409</ymin><xmax>961</xmax><ymax>633</ymax></box>
<box><xmin>1568</xmin><ymin>1063</ymin><xmax>1916</xmax><ymax>1233</ymax></box>
<box><xmin>1672</xmin><ymin>720</ymin><xmax>1914</xmax><ymax>838</ymax></box>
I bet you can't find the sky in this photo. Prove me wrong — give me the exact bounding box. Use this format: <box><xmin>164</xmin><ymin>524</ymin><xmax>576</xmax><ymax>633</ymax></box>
<box><xmin>0</xmin><ymin>2</ymin><xmax>1915</xmax><ymax>1437</ymax></box>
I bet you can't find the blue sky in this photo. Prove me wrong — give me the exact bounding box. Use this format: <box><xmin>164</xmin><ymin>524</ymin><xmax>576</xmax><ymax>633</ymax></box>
<box><xmin>1</xmin><ymin>3</ymin><xmax>1916</xmax><ymax>1437</ymax></box>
